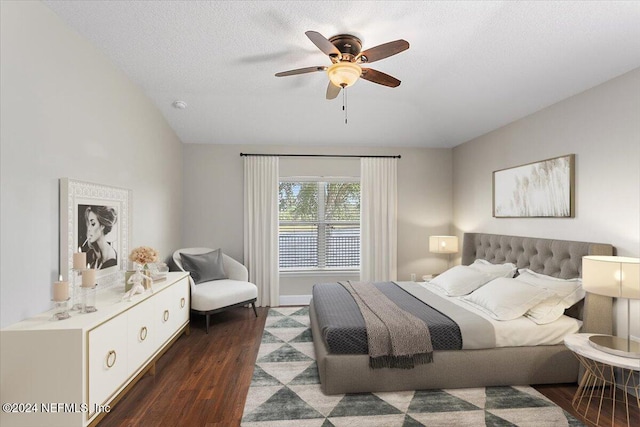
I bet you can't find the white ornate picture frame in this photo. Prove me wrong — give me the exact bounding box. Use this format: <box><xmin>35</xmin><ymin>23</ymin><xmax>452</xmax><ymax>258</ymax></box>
<box><xmin>59</xmin><ymin>178</ymin><xmax>131</xmax><ymax>287</ymax></box>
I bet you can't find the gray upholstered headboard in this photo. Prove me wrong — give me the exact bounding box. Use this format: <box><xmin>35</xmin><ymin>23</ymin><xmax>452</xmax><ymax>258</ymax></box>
<box><xmin>460</xmin><ymin>233</ymin><xmax>614</xmax><ymax>333</ymax></box>
<box><xmin>462</xmin><ymin>233</ymin><xmax>612</xmax><ymax>279</ymax></box>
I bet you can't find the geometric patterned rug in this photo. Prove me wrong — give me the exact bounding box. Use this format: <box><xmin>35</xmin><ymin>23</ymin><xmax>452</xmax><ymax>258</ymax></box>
<box><xmin>241</xmin><ymin>307</ymin><xmax>585</xmax><ymax>427</ymax></box>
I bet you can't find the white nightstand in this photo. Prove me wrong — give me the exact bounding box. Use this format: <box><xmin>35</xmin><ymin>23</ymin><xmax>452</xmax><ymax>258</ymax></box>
<box><xmin>564</xmin><ymin>333</ymin><xmax>640</xmax><ymax>427</ymax></box>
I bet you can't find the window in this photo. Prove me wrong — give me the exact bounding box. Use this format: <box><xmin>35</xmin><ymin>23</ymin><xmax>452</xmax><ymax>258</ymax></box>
<box><xmin>279</xmin><ymin>180</ymin><xmax>360</xmax><ymax>270</ymax></box>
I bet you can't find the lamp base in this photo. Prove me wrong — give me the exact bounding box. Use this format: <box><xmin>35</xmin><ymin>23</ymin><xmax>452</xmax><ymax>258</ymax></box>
<box><xmin>588</xmin><ymin>335</ymin><xmax>640</xmax><ymax>359</ymax></box>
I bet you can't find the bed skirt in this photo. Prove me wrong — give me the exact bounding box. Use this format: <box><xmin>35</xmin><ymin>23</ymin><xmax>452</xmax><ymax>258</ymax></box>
<box><xmin>310</xmin><ymin>299</ymin><xmax>579</xmax><ymax>395</ymax></box>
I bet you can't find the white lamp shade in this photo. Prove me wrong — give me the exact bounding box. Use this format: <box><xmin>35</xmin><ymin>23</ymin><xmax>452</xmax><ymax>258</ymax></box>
<box><xmin>327</xmin><ymin>62</ymin><xmax>362</xmax><ymax>88</ymax></box>
<box><xmin>429</xmin><ymin>236</ymin><xmax>459</xmax><ymax>254</ymax></box>
<box><xmin>582</xmin><ymin>256</ymin><xmax>640</xmax><ymax>299</ymax></box>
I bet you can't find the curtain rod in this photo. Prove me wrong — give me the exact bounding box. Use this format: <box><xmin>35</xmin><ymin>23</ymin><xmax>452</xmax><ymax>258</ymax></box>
<box><xmin>240</xmin><ymin>153</ymin><xmax>401</xmax><ymax>159</ymax></box>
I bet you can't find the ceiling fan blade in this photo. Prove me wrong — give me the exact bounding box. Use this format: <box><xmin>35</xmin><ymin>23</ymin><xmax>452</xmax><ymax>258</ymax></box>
<box><xmin>305</xmin><ymin>30</ymin><xmax>341</xmax><ymax>57</ymax></box>
<box><xmin>361</xmin><ymin>68</ymin><xmax>401</xmax><ymax>87</ymax></box>
<box><xmin>326</xmin><ymin>81</ymin><xmax>341</xmax><ymax>100</ymax></box>
<box><xmin>275</xmin><ymin>66</ymin><xmax>327</xmax><ymax>77</ymax></box>
<box><xmin>358</xmin><ymin>39</ymin><xmax>409</xmax><ymax>63</ymax></box>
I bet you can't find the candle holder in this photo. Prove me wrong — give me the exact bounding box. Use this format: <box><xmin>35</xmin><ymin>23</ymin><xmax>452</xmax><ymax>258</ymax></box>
<box><xmin>81</xmin><ymin>285</ymin><xmax>97</xmax><ymax>313</ymax></box>
<box><xmin>71</xmin><ymin>268</ymin><xmax>85</xmax><ymax>311</ymax></box>
<box><xmin>50</xmin><ymin>298</ymin><xmax>70</xmax><ymax>321</ymax></box>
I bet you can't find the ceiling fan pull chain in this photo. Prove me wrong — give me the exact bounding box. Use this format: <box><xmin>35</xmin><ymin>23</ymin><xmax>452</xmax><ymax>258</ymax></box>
<box><xmin>343</xmin><ymin>86</ymin><xmax>348</xmax><ymax>124</ymax></box>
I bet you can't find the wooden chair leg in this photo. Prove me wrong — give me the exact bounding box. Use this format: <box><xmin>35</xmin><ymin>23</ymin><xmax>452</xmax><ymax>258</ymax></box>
<box><xmin>251</xmin><ymin>302</ymin><xmax>258</xmax><ymax>317</ymax></box>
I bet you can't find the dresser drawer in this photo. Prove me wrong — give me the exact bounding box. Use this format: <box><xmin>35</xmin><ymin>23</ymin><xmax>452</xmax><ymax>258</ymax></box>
<box><xmin>127</xmin><ymin>298</ymin><xmax>156</xmax><ymax>375</ymax></box>
<box><xmin>173</xmin><ymin>277</ymin><xmax>190</xmax><ymax>329</ymax></box>
<box><xmin>87</xmin><ymin>313</ymin><xmax>128</xmax><ymax>417</ymax></box>
<box><xmin>155</xmin><ymin>277</ymin><xmax>189</xmax><ymax>345</ymax></box>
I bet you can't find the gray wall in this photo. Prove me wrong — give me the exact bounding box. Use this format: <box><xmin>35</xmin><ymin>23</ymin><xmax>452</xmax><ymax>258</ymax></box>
<box><xmin>0</xmin><ymin>1</ymin><xmax>183</xmax><ymax>327</ymax></box>
<box><xmin>182</xmin><ymin>144</ymin><xmax>453</xmax><ymax>296</ymax></box>
<box><xmin>452</xmin><ymin>68</ymin><xmax>640</xmax><ymax>339</ymax></box>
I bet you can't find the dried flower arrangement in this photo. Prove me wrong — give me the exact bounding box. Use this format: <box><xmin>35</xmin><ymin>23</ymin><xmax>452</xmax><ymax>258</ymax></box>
<box><xmin>129</xmin><ymin>246</ymin><xmax>159</xmax><ymax>267</ymax></box>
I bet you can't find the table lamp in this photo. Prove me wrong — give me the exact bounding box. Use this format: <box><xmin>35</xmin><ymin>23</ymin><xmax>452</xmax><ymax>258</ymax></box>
<box><xmin>429</xmin><ymin>235</ymin><xmax>459</xmax><ymax>270</ymax></box>
<box><xmin>582</xmin><ymin>255</ymin><xmax>640</xmax><ymax>358</ymax></box>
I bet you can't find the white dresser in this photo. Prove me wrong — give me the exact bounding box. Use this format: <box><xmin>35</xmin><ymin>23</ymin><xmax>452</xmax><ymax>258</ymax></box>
<box><xmin>0</xmin><ymin>272</ymin><xmax>190</xmax><ymax>427</ymax></box>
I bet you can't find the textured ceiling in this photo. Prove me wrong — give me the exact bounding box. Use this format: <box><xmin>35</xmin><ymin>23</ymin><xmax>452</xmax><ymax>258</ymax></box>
<box><xmin>43</xmin><ymin>1</ymin><xmax>640</xmax><ymax>148</ymax></box>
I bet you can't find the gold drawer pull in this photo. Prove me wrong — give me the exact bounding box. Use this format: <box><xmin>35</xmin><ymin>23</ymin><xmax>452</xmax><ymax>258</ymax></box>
<box><xmin>106</xmin><ymin>350</ymin><xmax>117</xmax><ymax>368</ymax></box>
<box><xmin>163</xmin><ymin>310</ymin><xmax>169</xmax><ymax>322</ymax></box>
<box><xmin>180</xmin><ymin>297</ymin><xmax>186</xmax><ymax>308</ymax></box>
<box><xmin>139</xmin><ymin>326</ymin><xmax>148</xmax><ymax>341</ymax></box>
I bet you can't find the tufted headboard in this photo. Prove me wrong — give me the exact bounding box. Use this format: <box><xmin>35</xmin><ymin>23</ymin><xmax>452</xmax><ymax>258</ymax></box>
<box><xmin>461</xmin><ymin>233</ymin><xmax>612</xmax><ymax>278</ymax></box>
<box><xmin>461</xmin><ymin>232</ymin><xmax>614</xmax><ymax>333</ymax></box>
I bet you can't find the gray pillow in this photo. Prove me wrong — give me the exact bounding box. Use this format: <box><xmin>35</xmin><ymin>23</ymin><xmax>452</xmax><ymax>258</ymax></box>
<box><xmin>180</xmin><ymin>249</ymin><xmax>228</xmax><ymax>284</ymax></box>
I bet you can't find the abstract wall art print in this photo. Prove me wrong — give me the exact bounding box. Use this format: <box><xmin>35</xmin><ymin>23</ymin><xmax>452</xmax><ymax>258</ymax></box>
<box><xmin>493</xmin><ymin>154</ymin><xmax>575</xmax><ymax>218</ymax></box>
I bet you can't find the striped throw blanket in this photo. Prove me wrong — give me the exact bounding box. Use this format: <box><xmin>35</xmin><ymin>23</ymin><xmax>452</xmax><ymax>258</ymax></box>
<box><xmin>340</xmin><ymin>281</ymin><xmax>434</xmax><ymax>369</ymax></box>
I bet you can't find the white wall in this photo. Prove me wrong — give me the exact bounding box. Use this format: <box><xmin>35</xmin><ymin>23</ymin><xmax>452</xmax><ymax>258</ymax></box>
<box><xmin>0</xmin><ymin>1</ymin><xmax>183</xmax><ymax>328</ymax></box>
<box><xmin>182</xmin><ymin>144</ymin><xmax>453</xmax><ymax>297</ymax></box>
<box><xmin>452</xmin><ymin>68</ymin><xmax>640</xmax><ymax>339</ymax></box>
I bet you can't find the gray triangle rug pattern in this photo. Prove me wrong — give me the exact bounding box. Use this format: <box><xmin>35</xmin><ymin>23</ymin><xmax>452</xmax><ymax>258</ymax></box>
<box><xmin>241</xmin><ymin>307</ymin><xmax>584</xmax><ymax>427</ymax></box>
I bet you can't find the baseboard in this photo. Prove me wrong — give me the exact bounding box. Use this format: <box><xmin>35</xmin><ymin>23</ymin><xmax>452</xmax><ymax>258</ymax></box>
<box><xmin>279</xmin><ymin>294</ymin><xmax>312</xmax><ymax>306</ymax></box>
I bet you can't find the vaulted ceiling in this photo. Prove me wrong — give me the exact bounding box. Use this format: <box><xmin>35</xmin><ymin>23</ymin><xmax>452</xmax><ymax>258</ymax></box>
<box><xmin>43</xmin><ymin>1</ymin><xmax>640</xmax><ymax>148</ymax></box>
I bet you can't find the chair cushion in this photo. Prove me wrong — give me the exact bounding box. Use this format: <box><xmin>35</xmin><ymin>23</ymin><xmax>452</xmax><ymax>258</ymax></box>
<box><xmin>180</xmin><ymin>249</ymin><xmax>227</xmax><ymax>284</ymax></box>
<box><xmin>191</xmin><ymin>279</ymin><xmax>258</xmax><ymax>312</ymax></box>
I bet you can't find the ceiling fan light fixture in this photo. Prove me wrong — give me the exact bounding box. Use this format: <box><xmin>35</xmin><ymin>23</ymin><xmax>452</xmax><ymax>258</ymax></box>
<box><xmin>327</xmin><ymin>62</ymin><xmax>362</xmax><ymax>88</ymax></box>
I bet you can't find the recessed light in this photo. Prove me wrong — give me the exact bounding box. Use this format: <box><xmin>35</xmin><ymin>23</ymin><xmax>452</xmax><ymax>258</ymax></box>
<box><xmin>172</xmin><ymin>100</ymin><xmax>187</xmax><ymax>109</ymax></box>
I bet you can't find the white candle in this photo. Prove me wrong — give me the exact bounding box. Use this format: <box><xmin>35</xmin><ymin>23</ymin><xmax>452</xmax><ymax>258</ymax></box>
<box><xmin>82</xmin><ymin>265</ymin><xmax>97</xmax><ymax>287</ymax></box>
<box><xmin>53</xmin><ymin>274</ymin><xmax>69</xmax><ymax>301</ymax></box>
<box><xmin>73</xmin><ymin>247</ymin><xmax>87</xmax><ymax>270</ymax></box>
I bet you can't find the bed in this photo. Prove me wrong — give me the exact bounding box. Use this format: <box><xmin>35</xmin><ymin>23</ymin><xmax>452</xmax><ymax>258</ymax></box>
<box><xmin>310</xmin><ymin>232</ymin><xmax>613</xmax><ymax>395</ymax></box>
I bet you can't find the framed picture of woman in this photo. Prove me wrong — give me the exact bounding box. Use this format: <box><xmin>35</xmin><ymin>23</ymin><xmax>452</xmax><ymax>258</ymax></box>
<box><xmin>77</xmin><ymin>204</ymin><xmax>120</xmax><ymax>270</ymax></box>
<box><xmin>60</xmin><ymin>178</ymin><xmax>131</xmax><ymax>287</ymax></box>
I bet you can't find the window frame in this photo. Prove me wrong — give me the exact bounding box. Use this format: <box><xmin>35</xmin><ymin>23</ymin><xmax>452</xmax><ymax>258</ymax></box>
<box><xmin>278</xmin><ymin>176</ymin><xmax>360</xmax><ymax>272</ymax></box>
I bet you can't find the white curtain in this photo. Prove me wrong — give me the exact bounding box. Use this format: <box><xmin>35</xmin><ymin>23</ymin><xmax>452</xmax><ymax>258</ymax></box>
<box><xmin>243</xmin><ymin>156</ymin><xmax>279</xmax><ymax>306</ymax></box>
<box><xmin>360</xmin><ymin>157</ymin><xmax>398</xmax><ymax>282</ymax></box>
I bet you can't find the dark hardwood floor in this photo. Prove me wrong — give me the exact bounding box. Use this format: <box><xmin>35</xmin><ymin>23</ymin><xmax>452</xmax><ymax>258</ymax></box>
<box><xmin>535</xmin><ymin>383</ymin><xmax>639</xmax><ymax>427</ymax></box>
<box><xmin>99</xmin><ymin>307</ymin><xmax>638</xmax><ymax>426</ymax></box>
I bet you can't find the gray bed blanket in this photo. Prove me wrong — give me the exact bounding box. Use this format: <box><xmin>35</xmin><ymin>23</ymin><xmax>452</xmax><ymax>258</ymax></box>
<box><xmin>340</xmin><ymin>281</ymin><xmax>433</xmax><ymax>369</ymax></box>
<box><xmin>312</xmin><ymin>281</ymin><xmax>495</xmax><ymax>355</ymax></box>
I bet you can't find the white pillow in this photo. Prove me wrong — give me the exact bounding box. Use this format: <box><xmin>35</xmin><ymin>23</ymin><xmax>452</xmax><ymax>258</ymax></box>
<box><xmin>515</xmin><ymin>269</ymin><xmax>583</xmax><ymax>300</ymax></box>
<box><xmin>469</xmin><ymin>259</ymin><xmax>517</xmax><ymax>278</ymax></box>
<box><xmin>429</xmin><ymin>266</ymin><xmax>494</xmax><ymax>296</ymax></box>
<box><xmin>516</xmin><ymin>269</ymin><xmax>585</xmax><ymax>324</ymax></box>
<box><xmin>524</xmin><ymin>295</ymin><xmax>567</xmax><ymax>324</ymax></box>
<box><xmin>462</xmin><ymin>278</ymin><xmax>555</xmax><ymax>321</ymax></box>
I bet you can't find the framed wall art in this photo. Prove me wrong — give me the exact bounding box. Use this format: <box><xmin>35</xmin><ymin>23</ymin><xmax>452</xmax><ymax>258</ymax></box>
<box><xmin>59</xmin><ymin>178</ymin><xmax>131</xmax><ymax>287</ymax></box>
<box><xmin>493</xmin><ymin>154</ymin><xmax>575</xmax><ymax>218</ymax></box>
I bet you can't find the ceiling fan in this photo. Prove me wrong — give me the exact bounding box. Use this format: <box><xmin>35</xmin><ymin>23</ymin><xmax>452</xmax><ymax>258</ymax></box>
<box><xmin>275</xmin><ymin>31</ymin><xmax>409</xmax><ymax>100</ymax></box>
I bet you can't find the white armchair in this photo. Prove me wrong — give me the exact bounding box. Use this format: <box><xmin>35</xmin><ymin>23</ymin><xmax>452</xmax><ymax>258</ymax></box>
<box><xmin>172</xmin><ymin>248</ymin><xmax>258</xmax><ymax>333</ymax></box>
